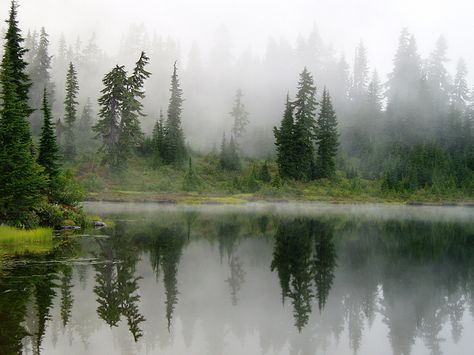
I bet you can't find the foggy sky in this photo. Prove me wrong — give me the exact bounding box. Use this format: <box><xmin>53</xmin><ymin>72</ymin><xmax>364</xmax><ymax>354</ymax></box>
<box><xmin>2</xmin><ymin>0</ymin><xmax>474</xmax><ymax>81</ymax></box>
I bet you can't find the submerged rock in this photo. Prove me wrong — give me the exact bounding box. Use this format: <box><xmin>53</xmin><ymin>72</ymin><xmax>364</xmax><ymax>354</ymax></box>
<box><xmin>93</xmin><ymin>221</ymin><xmax>107</xmax><ymax>228</ymax></box>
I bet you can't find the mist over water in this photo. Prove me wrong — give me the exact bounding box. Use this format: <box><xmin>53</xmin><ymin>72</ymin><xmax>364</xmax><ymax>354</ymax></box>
<box><xmin>1</xmin><ymin>203</ymin><xmax>474</xmax><ymax>355</ymax></box>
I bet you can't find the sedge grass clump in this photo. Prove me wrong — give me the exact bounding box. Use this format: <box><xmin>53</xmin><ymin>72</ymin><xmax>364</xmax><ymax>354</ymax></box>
<box><xmin>0</xmin><ymin>225</ymin><xmax>53</xmax><ymax>255</ymax></box>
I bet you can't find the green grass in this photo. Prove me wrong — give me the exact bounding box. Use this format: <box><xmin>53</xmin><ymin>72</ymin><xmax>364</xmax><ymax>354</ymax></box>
<box><xmin>0</xmin><ymin>225</ymin><xmax>53</xmax><ymax>255</ymax></box>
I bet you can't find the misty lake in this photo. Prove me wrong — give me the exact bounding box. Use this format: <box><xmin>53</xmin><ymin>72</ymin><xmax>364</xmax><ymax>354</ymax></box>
<box><xmin>1</xmin><ymin>202</ymin><xmax>474</xmax><ymax>355</ymax></box>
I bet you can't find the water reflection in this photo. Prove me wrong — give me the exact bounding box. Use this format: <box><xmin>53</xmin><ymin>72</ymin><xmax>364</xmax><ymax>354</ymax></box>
<box><xmin>0</xmin><ymin>204</ymin><xmax>473</xmax><ymax>354</ymax></box>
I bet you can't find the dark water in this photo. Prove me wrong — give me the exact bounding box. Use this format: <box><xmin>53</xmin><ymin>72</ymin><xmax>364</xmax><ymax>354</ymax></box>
<box><xmin>1</xmin><ymin>202</ymin><xmax>474</xmax><ymax>355</ymax></box>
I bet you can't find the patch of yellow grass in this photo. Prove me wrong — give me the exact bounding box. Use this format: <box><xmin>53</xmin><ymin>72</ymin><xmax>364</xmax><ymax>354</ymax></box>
<box><xmin>0</xmin><ymin>225</ymin><xmax>53</xmax><ymax>255</ymax></box>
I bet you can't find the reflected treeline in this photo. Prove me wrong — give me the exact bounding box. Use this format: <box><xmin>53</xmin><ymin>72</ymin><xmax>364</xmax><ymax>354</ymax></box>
<box><xmin>0</xmin><ymin>239</ymin><xmax>78</xmax><ymax>355</ymax></box>
<box><xmin>271</xmin><ymin>219</ymin><xmax>337</xmax><ymax>331</ymax></box>
<box><xmin>2</xmin><ymin>212</ymin><xmax>474</xmax><ymax>355</ymax></box>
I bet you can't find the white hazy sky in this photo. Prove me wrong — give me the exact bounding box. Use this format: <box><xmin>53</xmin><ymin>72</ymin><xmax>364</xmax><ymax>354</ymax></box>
<box><xmin>1</xmin><ymin>0</ymin><xmax>474</xmax><ymax>81</ymax></box>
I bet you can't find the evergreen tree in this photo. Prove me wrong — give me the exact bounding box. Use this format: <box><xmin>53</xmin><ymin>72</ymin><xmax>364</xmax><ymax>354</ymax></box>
<box><xmin>230</xmin><ymin>89</ymin><xmax>249</xmax><ymax>139</ymax></box>
<box><xmin>426</xmin><ymin>36</ymin><xmax>451</xmax><ymax>113</ymax></box>
<box><xmin>274</xmin><ymin>94</ymin><xmax>297</xmax><ymax>179</ymax></box>
<box><xmin>63</xmin><ymin>62</ymin><xmax>79</xmax><ymax>160</ymax></box>
<box><xmin>94</xmin><ymin>52</ymin><xmax>150</xmax><ymax>170</ymax></box>
<box><xmin>152</xmin><ymin>109</ymin><xmax>165</xmax><ymax>164</ymax></box>
<box><xmin>28</xmin><ymin>27</ymin><xmax>54</xmax><ymax>136</ymax></box>
<box><xmin>452</xmin><ymin>58</ymin><xmax>469</xmax><ymax>110</ymax></box>
<box><xmin>76</xmin><ymin>98</ymin><xmax>94</xmax><ymax>150</ymax></box>
<box><xmin>219</xmin><ymin>133</ymin><xmax>241</xmax><ymax>171</ymax></box>
<box><xmin>315</xmin><ymin>89</ymin><xmax>339</xmax><ymax>178</ymax></box>
<box><xmin>351</xmin><ymin>40</ymin><xmax>369</xmax><ymax>103</ymax></box>
<box><xmin>0</xmin><ymin>0</ymin><xmax>44</xmax><ymax>226</ymax></box>
<box><xmin>94</xmin><ymin>65</ymin><xmax>128</xmax><ymax>170</ymax></box>
<box><xmin>37</xmin><ymin>88</ymin><xmax>60</xmax><ymax>195</ymax></box>
<box><xmin>162</xmin><ymin>62</ymin><xmax>186</xmax><ymax>165</ymax></box>
<box><xmin>292</xmin><ymin>67</ymin><xmax>318</xmax><ymax>180</ymax></box>
<box><xmin>119</xmin><ymin>51</ymin><xmax>150</xmax><ymax>158</ymax></box>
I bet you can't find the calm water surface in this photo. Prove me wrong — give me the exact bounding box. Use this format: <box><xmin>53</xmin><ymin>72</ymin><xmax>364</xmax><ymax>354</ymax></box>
<box><xmin>1</xmin><ymin>202</ymin><xmax>474</xmax><ymax>355</ymax></box>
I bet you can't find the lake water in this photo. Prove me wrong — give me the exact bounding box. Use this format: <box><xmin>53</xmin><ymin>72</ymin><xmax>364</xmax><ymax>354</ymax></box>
<box><xmin>1</xmin><ymin>202</ymin><xmax>474</xmax><ymax>355</ymax></box>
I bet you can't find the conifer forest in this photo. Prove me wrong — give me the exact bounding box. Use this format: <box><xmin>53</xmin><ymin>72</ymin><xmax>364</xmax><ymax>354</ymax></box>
<box><xmin>1</xmin><ymin>1</ymin><xmax>474</xmax><ymax>354</ymax></box>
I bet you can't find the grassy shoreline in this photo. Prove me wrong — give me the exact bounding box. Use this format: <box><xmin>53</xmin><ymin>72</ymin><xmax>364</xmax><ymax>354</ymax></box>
<box><xmin>85</xmin><ymin>190</ymin><xmax>474</xmax><ymax>206</ymax></box>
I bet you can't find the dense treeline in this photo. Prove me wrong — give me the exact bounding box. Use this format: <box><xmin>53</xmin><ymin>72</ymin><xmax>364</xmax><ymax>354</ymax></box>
<box><xmin>1</xmin><ymin>0</ymin><xmax>474</xmax><ymax>209</ymax></box>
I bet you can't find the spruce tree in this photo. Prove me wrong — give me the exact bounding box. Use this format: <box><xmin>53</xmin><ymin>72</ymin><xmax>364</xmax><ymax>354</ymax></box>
<box><xmin>162</xmin><ymin>62</ymin><xmax>186</xmax><ymax>165</ymax></box>
<box><xmin>0</xmin><ymin>0</ymin><xmax>44</xmax><ymax>226</ymax></box>
<box><xmin>351</xmin><ymin>40</ymin><xmax>369</xmax><ymax>103</ymax></box>
<box><xmin>274</xmin><ymin>94</ymin><xmax>296</xmax><ymax>179</ymax></box>
<box><xmin>76</xmin><ymin>98</ymin><xmax>94</xmax><ymax>150</ymax></box>
<box><xmin>315</xmin><ymin>89</ymin><xmax>339</xmax><ymax>178</ymax></box>
<box><xmin>292</xmin><ymin>67</ymin><xmax>318</xmax><ymax>180</ymax></box>
<box><xmin>120</xmin><ymin>51</ymin><xmax>150</xmax><ymax>158</ymax></box>
<box><xmin>63</xmin><ymin>62</ymin><xmax>79</xmax><ymax>160</ymax></box>
<box><xmin>94</xmin><ymin>65</ymin><xmax>128</xmax><ymax>170</ymax></box>
<box><xmin>219</xmin><ymin>133</ymin><xmax>240</xmax><ymax>171</ymax></box>
<box><xmin>230</xmin><ymin>89</ymin><xmax>249</xmax><ymax>139</ymax></box>
<box><xmin>452</xmin><ymin>58</ymin><xmax>469</xmax><ymax>110</ymax></box>
<box><xmin>38</xmin><ymin>88</ymin><xmax>60</xmax><ymax>196</ymax></box>
<box><xmin>152</xmin><ymin>109</ymin><xmax>165</xmax><ymax>164</ymax></box>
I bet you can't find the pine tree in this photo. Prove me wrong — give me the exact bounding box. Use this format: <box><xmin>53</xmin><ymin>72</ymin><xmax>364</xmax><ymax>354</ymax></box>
<box><xmin>315</xmin><ymin>89</ymin><xmax>339</xmax><ymax>178</ymax></box>
<box><xmin>426</xmin><ymin>36</ymin><xmax>451</xmax><ymax>112</ymax></box>
<box><xmin>274</xmin><ymin>94</ymin><xmax>297</xmax><ymax>179</ymax></box>
<box><xmin>351</xmin><ymin>40</ymin><xmax>369</xmax><ymax>103</ymax></box>
<box><xmin>230</xmin><ymin>89</ymin><xmax>249</xmax><ymax>139</ymax></box>
<box><xmin>152</xmin><ymin>109</ymin><xmax>165</xmax><ymax>164</ymax></box>
<box><xmin>76</xmin><ymin>98</ymin><xmax>94</xmax><ymax>151</ymax></box>
<box><xmin>63</xmin><ymin>62</ymin><xmax>79</xmax><ymax>160</ymax></box>
<box><xmin>162</xmin><ymin>62</ymin><xmax>186</xmax><ymax>165</ymax></box>
<box><xmin>28</xmin><ymin>27</ymin><xmax>54</xmax><ymax>136</ymax></box>
<box><xmin>219</xmin><ymin>133</ymin><xmax>240</xmax><ymax>171</ymax></box>
<box><xmin>120</xmin><ymin>51</ymin><xmax>150</xmax><ymax>158</ymax></box>
<box><xmin>94</xmin><ymin>52</ymin><xmax>150</xmax><ymax>170</ymax></box>
<box><xmin>94</xmin><ymin>65</ymin><xmax>128</xmax><ymax>170</ymax></box>
<box><xmin>38</xmin><ymin>88</ymin><xmax>60</xmax><ymax>196</ymax></box>
<box><xmin>452</xmin><ymin>58</ymin><xmax>469</xmax><ymax>110</ymax></box>
<box><xmin>293</xmin><ymin>67</ymin><xmax>318</xmax><ymax>180</ymax></box>
<box><xmin>0</xmin><ymin>0</ymin><xmax>45</xmax><ymax>226</ymax></box>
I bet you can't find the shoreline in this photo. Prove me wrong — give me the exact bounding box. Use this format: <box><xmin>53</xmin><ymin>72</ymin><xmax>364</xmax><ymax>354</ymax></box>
<box><xmin>85</xmin><ymin>191</ymin><xmax>474</xmax><ymax>207</ymax></box>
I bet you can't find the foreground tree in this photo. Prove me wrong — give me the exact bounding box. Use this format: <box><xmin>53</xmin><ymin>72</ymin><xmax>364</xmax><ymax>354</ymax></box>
<box><xmin>315</xmin><ymin>89</ymin><xmax>339</xmax><ymax>178</ymax></box>
<box><xmin>0</xmin><ymin>1</ymin><xmax>44</xmax><ymax>226</ymax></box>
<box><xmin>28</xmin><ymin>27</ymin><xmax>54</xmax><ymax>136</ymax></box>
<box><xmin>292</xmin><ymin>68</ymin><xmax>318</xmax><ymax>180</ymax></box>
<box><xmin>94</xmin><ymin>52</ymin><xmax>150</xmax><ymax>170</ymax></box>
<box><xmin>274</xmin><ymin>94</ymin><xmax>296</xmax><ymax>179</ymax></box>
<box><xmin>161</xmin><ymin>62</ymin><xmax>186</xmax><ymax>165</ymax></box>
<box><xmin>63</xmin><ymin>62</ymin><xmax>79</xmax><ymax>160</ymax></box>
<box><xmin>37</xmin><ymin>88</ymin><xmax>60</xmax><ymax>197</ymax></box>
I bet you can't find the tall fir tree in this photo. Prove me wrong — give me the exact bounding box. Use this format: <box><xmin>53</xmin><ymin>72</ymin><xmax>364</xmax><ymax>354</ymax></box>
<box><xmin>315</xmin><ymin>89</ymin><xmax>339</xmax><ymax>178</ymax></box>
<box><xmin>162</xmin><ymin>62</ymin><xmax>186</xmax><ymax>165</ymax></box>
<box><xmin>274</xmin><ymin>94</ymin><xmax>297</xmax><ymax>179</ymax></box>
<box><xmin>38</xmin><ymin>88</ymin><xmax>60</xmax><ymax>197</ymax></box>
<box><xmin>28</xmin><ymin>27</ymin><xmax>54</xmax><ymax>136</ymax></box>
<box><xmin>94</xmin><ymin>65</ymin><xmax>128</xmax><ymax>170</ymax></box>
<box><xmin>0</xmin><ymin>0</ymin><xmax>44</xmax><ymax>226</ymax></box>
<box><xmin>76</xmin><ymin>98</ymin><xmax>95</xmax><ymax>151</ymax></box>
<box><xmin>292</xmin><ymin>67</ymin><xmax>318</xmax><ymax>180</ymax></box>
<box><xmin>230</xmin><ymin>89</ymin><xmax>249</xmax><ymax>139</ymax></box>
<box><xmin>351</xmin><ymin>40</ymin><xmax>369</xmax><ymax>103</ymax></box>
<box><xmin>94</xmin><ymin>52</ymin><xmax>150</xmax><ymax>170</ymax></box>
<box><xmin>119</xmin><ymin>51</ymin><xmax>150</xmax><ymax>158</ymax></box>
<box><xmin>63</xmin><ymin>62</ymin><xmax>79</xmax><ymax>160</ymax></box>
<box><xmin>152</xmin><ymin>109</ymin><xmax>165</xmax><ymax>164</ymax></box>
<box><xmin>452</xmin><ymin>58</ymin><xmax>469</xmax><ymax>110</ymax></box>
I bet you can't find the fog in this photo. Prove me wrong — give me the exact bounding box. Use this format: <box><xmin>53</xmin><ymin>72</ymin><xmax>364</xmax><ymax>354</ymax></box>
<box><xmin>1</xmin><ymin>0</ymin><xmax>473</xmax><ymax>155</ymax></box>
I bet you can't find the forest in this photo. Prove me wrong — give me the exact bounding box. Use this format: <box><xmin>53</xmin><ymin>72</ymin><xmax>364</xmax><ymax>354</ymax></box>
<box><xmin>1</xmin><ymin>0</ymin><xmax>474</xmax><ymax>228</ymax></box>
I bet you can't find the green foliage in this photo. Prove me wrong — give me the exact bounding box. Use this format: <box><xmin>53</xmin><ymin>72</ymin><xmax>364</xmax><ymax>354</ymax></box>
<box><xmin>94</xmin><ymin>52</ymin><xmax>150</xmax><ymax>171</ymax></box>
<box><xmin>182</xmin><ymin>158</ymin><xmax>202</xmax><ymax>191</ymax></box>
<box><xmin>161</xmin><ymin>62</ymin><xmax>186</xmax><ymax>165</ymax></box>
<box><xmin>63</xmin><ymin>62</ymin><xmax>79</xmax><ymax>160</ymax></box>
<box><xmin>219</xmin><ymin>134</ymin><xmax>241</xmax><ymax>171</ymax></box>
<box><xmin>258</xmin><ymin>161</ymin><xmax>272</xmax><ymax>183</ymax></box>
<box><xmin>315</xmin><ymin>89</ymin><xmax>339</xmax><ymax>179</ymax></box>
<box><xmin>0</xmin><ymin>1</ymin><xmax>46</xmax><ymax>227</ymax></box>
<box><xmin>274</xmin><ymin>95</ymin><xmax>297</xmax><ymax>179</ymax></box>
<box><xmin>38</xmin><ymin>88</ymin><xmax>60</xmax><ymax>197</ymax></box>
